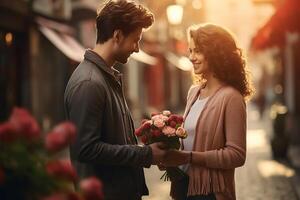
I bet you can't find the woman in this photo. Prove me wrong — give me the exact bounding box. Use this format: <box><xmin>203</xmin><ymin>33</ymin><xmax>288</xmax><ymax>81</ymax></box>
<box><xmin>162</xmin><ymin>24</ymin><xmax>253</xmax><ymax>200</ymax></box>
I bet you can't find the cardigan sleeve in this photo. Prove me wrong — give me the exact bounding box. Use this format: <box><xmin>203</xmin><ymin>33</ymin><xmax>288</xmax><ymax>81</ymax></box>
<box><xmin>204</xmin><ymin>93</ymin><xmax>247</xmax><ymax>169</ymax></box>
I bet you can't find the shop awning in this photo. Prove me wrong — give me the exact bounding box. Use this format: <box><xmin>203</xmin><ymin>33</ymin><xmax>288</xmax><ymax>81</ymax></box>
<box><xmin>36</xmin><ymin>17</ymin><xmax>157</xmax><ymax>65</ymax></box>
<box><xmin>251</xmin><ymin>0</ymin><xmax>300</xmax><ymax>51</ymax></box>
<box><xmin>36</xmin><ymin>17</ymin><xmax>85</xmax><ymax>62</ymax></box>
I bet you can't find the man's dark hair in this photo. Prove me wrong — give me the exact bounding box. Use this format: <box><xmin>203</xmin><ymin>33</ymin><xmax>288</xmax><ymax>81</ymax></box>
<box><xmin>96</xmin><ymin>0</ymin><xmax>154</xmax><ymax>44</ymax></box>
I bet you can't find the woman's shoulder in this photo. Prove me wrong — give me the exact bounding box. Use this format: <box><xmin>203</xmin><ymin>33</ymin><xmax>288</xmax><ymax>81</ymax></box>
<box><xmin>219</xmin><ymin>85</ymin><xmax>244</xmax><ymax>102</ymax></box>
<box><xmin>189</xmin><ymin>84</ymin><xmax>201</xmax><ymax>93</ymax></box>
<box><xmin>187</xmin><ymin>84</ymin><xmax>201</xmax><ymax>99</ymax></box>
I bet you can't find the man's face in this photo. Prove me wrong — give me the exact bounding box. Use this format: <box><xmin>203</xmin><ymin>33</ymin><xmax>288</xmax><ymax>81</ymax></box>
<box><xmin>114</xmin><ymin>28</ymin><xmax>142</xmax><ymax>64</ymax></box>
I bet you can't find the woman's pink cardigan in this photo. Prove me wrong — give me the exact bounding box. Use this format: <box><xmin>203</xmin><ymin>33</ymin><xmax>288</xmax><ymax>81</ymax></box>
<box><xmin>183</xmin><ymin>85</ymin><xmax>247</xmax><ymax>200</ymax></box>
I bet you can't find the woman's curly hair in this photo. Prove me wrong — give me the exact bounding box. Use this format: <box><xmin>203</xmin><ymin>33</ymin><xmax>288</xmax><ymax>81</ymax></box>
<box><xmin>189</xmin><ymin>24</ymin><xmax>254</xmax><ymax>100</ymax></box>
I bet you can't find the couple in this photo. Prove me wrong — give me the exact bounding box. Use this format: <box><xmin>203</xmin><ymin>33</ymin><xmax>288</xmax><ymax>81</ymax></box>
<box><xmin>64</xmin><ymin>1</ymin><xmax>253</xmax><ymax>200</ymax></box>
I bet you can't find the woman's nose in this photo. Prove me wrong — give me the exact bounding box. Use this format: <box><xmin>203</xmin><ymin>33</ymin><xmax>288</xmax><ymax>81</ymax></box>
<box><xmin>189</xmin><ymin>54</ymin><xmax>196</xmax><ymax>62</ymax></box>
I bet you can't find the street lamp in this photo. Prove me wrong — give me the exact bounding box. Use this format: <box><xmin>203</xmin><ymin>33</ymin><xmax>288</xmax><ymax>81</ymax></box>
<box><xmin>166</xmin><ymin>4</ymin><xmax>183</xmax><ymax>25</ymax></box>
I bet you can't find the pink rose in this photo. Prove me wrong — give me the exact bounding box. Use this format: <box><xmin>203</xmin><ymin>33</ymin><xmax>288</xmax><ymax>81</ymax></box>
<box><xmin>176</xmin><ymin>127</ymin><xmax>187</xmax><ymax>138</ymax></box>
<box><xmin>162</xmin><ymin>110</ymin><xmax>171</xmax><ymax>116</ymax></box>
<box><xmin>80</xmin><ymin>177</ymin><xmax>104</xmax><ymax>200</ymax></box>
<box><xmin>152</xmin><ymin>114</ymin><xmax>169</xmax><ymax>122</ymax></box>
<box><xmin>46</xmin><ymin>160</ymin><xmax>77</xmax><ymax>182</ymax></box>
<box><xmin>153</xmin><ymin>118</ymin><xmax>165</xmax><ymax>129</ymax></box>
<box><xmin>162</xmin><ymin>126</ymin><xmax>176</xmax><ymax>137</ymax></box>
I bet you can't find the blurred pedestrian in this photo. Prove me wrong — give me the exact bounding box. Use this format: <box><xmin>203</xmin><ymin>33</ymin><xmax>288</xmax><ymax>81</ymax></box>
<box><xmin>161</xmin><ymin>23</ymin><xmax>254</xmax><ymax>200</ymax></box>
<box><xmin>64</xmin><ymin>1</ymin><xmax>166</xmax><ymax>200</ymax></box>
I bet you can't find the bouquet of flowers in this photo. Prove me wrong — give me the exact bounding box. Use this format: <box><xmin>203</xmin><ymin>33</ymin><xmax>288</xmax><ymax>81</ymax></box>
<box><xmin>0</xmin><ymin>107</ymin><xmax>104</xmax><ymax>200</ymax></box>
<box><xmin>134</xmin><ymin>110</ymin><xmax>187</xmax><ymax>181</ymax></box>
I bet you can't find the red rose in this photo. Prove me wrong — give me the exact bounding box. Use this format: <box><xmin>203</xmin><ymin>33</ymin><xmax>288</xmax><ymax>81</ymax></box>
<box><xmin>80</xmin><ymin>177</ymin><xmax>104</xmax><ymax>200</ymax></box>
<box><xmin>141</xmin><ymin>119</ymin><xmax>149</xmax><ymax>125</ymax></box>
<box><xmin>0</xmin><ymin>167</ymin><xmax>5</xmax><ymax>185</ymax></box>
<box><xmin>141</xmin><ymin>121</ymin><xmax>151</xmax><ymax>130</ymax></box>
<box><xmin>0</xmin><ymin>122</ymin><xmax>18</xmax><ymax>143</ymax></box>
<box><xmin>169</xmin><ymin>120</ymin><xmax>177</xmax><ymax>128</ymax></box>
<box><xmin>151</xmin><ymin>129</ymin><xmax>161</xmax><ymax>137</ymax></box>
<box><xmin>46</xmin><ymin>160</ymin><xmax>77</xmax><ymax>182</ymax></box>
<box><xmin>134</xmin><ymin>128</ymin><xmax>142</xmax><ymax>137</ymax></box>
<box><xmin>9</xmin><ymin>107</ymin><xmax>40</xmax><ymax>141</ymax></box>
<box><xmin>45</xmin><ymin>122</ymin><xmax>76</xmax><ymax>152</ymax></box>
<box><xmin>169</xmin><ymin>115</ymin><xmax>183</xmax><ymax>124</ymax></box>
<box><xmin>167</xmin><ymin>115</ymin><xmax>176</xmax><ymax>122</ymax></box>
<box><xmin>141</xmin><ymin>135</ymin><xmax>148</xmax><ymax>144</ymax></box>
<box><xmin>176</xmin><ymin>115</ymin><xmax>184</xmax><ymax>123</ymax></box>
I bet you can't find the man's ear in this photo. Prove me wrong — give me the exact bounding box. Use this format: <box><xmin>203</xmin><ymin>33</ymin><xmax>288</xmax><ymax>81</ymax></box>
<box><xmin>113</xmin><ymin>30</ymin><xmax>124</xmax><ymax>43</ymax></box>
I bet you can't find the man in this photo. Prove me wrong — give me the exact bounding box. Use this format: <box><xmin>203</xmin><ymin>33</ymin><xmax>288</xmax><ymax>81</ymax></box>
<box><xmin>64</xmin><ymin>1</ymin><xmax>165</xmax><ymax>200</ymax></box>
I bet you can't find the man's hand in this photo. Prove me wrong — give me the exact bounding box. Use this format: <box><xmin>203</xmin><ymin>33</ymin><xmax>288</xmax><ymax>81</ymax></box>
<box><xmin>149</xmin><ymin>142</ymin><xmax>166</xmax><ymax>165</ymax></box>
<box><xmin>162</xmin><ymin>150</ymin><xmax>190</xmax><ymax>167</ymax></box>
<box><xmin>157</xmin><ymin>163</ymin><xmax>167</xmax><ymax>171</ymax></box>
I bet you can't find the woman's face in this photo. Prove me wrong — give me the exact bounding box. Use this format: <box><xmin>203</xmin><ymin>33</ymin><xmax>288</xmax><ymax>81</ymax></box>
<box><xmin>188</xmin><ymin>39</ymin><xmax>210</xmax><ymax>76</ymax></box>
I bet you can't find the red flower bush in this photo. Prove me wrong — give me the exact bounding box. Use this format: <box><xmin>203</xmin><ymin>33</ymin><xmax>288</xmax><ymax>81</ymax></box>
<box><xmin>80</xmin><ymin>177</ymin><xmax>104</xmax><ymax>200</ymax></box>
<box><xmin>42</xmin><ymin>192</ymin><xmax>81</xmax><ymax>200</ymax></box>
<box><xmin>0</xmin><ymin>167</ymin><xmax>4</xmax><ymax>185</ymax></box>
<box><xmin>0</xmin><ymin>107</ymin><xmax>104</xmax><ymax>200</ymax></box>
<box><xmin>0</xmin><ymin>122</ymin><xmax>18</xmax><ymax>143</ymax></box>
<box><xmin>45</xmin><ymin>122</ymin><xmax>76</xmax><ymax>152</ymax></box>
<box><xmin>9</xmin><ymin>107</ymin><xmax>40</xmax><ymax>141</ymax></box>
<box><xmin>46</xmin><ymin>160</ymin><xmax>77</xmax><ymax>182</ymax></box>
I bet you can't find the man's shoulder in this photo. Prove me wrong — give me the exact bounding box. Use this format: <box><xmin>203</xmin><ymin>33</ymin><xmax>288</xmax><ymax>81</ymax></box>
<box><xmin>64</xmin><ymin>60</ymin><xmax>108</xmax><ymax>101</ymax></box>
<box><xmin>68</xmin><ymin>60</ymin><xmax>106</xmax><ymax>87</ymax></box>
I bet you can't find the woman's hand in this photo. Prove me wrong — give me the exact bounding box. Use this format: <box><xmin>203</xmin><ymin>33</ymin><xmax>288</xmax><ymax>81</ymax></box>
<box><xmin>162</xmin><ymin>150</ymin><xmax>190</xmax><ymax>167</ymax></box>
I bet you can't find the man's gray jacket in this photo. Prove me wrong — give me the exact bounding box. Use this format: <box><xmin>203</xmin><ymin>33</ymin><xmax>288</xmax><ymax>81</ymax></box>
<box><xmin>64</xmin><ymin>50</ymin><xmax>152</xmax><ymax>200</ymax></box>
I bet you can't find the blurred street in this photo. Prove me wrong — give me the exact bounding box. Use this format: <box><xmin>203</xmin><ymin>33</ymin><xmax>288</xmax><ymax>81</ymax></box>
<box><xmin>143</xmin><ymin>104</ymin><xmax>299</xmax><ymax>200</ymax></box>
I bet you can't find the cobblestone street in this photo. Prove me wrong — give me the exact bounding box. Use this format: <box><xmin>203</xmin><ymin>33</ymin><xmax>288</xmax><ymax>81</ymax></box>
<box><xmin>143</xmin><ymin>106</ymin><xmax>299</xmax><ymax>200</ymax></box>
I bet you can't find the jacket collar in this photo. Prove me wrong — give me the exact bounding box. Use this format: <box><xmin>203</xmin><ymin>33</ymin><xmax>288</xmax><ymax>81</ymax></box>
<box><xmin>84</xmin><ymin>49</ymin><xmax>122</xmax><ymax>82</ymax></box>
